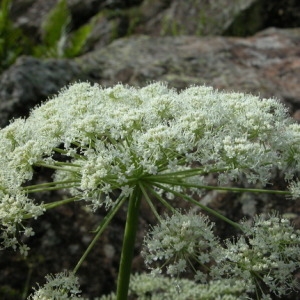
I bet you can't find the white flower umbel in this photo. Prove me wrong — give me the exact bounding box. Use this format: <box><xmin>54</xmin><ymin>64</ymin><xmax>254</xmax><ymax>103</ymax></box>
<box><xmin>142</xmin><ymin>210</ymin><xmax>219</xmax><ymax>282</ymax></box>
<box><xmin>1</xmin><ymin>81</ymin><xmax>300</xmax><ymax>298</ymax></box>
<box><xmin>28</xmin><ymin>271</ymin><xmax>81</xmax><ymax>300</ymax></box>
<box><xmin>99</xmin><ymin>273</ymin><xmax>252</xmax><ymax>300</ymax></box>
<box><xmin>213</xmin><ymin>213</ymin><xmax>300</xmax><ymax>297</ymax></box>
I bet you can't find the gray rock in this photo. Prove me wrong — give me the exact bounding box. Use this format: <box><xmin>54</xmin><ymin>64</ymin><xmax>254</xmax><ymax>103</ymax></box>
<box><xmin>79</xmin><ymin>27</ymin><xmax>300</xmax><ymax>113</ymax></box>
<box><xmin>0</xmin><ymin>56</ymin><xmax>87</xmax><ymax>127</ymax></box>
<box><xmin>1</xmin><ymin>27</ymin><xmax>300</xmax><ymax>127</ymax></box>
<box><xmin>84</xmin><ymin>0</ymin><xmax>259</xmax><ymax>50</ymax></box>
<box><xmin>138</xmin><ymin>0</ymin><xmax>257</xmax><ymax>36</ymax></box>
<box><xmin>11</xmin><ymin>0</ymin><xmax>57</xmax><ymax>38</ymax></box>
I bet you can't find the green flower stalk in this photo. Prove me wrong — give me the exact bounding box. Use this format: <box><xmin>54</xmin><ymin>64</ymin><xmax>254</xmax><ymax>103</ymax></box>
<box><xmin>0</xmin><ymin>81</ymin><xmax>299</xmax><ymax>298</ymax></box>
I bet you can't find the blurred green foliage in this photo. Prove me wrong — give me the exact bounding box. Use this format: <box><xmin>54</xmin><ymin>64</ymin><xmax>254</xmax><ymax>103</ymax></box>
<box><xmin>34</xmin><ymin>0</ymin><xmax>92</xmax><ymax>58</ymax></box>
<box><xmin>0</xmin><ymin>0</ymin><xmax>92</xmax><ymax>72</ymax></box>
<box><xmin>34</xmin><ymin>0</ymin><xmax>71</xmax><ymax>57</ymax></box>
<box><xmin>0</xmin><ymin>0</ymin><xmax>30</xmax><ymax>72</ymax></box>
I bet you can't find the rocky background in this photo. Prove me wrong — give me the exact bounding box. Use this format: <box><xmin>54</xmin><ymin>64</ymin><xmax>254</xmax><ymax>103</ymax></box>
<box><xmin>1</xmin><ymin>0</ymin><xmax>300</xmax><ymax>299</ymax></box>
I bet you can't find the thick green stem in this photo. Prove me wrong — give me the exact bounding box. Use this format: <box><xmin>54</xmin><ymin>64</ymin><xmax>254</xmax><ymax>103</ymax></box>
<box><xmin>116</xmin><ymin>185</ymin><xmax>142</xmax><ymax>300</ymax></box>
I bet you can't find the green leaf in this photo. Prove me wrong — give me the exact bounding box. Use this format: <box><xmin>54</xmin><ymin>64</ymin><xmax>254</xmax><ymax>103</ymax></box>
<box><xmin>0</xmin><ymin>0</ymin><xmax>10</xmax><ymax>31</ymax></box>
<box><xmin>41</xmin><ymin>0</ymin><xmax>70</xmax><ymax>48</ymax></box>
<box><xmin>64</xmin><ymin>22</ymin><xmax>92</xmax><ymax>57</ymax></box>
<box><xmin>0</xmin><ymin>0</ymin><xmax>29</xmax><ymax>71</ymax></box>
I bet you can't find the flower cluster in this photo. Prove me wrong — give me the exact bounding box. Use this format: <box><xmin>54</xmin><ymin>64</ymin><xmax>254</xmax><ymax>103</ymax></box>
<box><xmin>142</xmin><ymin>210</ymin><xmax>218</xmax><ymax>282</ymax></box>
<box><xmin>1</xmin><ymin>81</ymin><xmax>299</xmax><ymax>254</ymax></box>
<box><xmin>28</xmin><ymin>271</ymin><xmax>81</xmax><ymax>300</ymax></box>
<box><xmin>0</xmin><ymin>140</ymin><xmax>45</xmax><ymax>255</ymax></box>
<box><xmin>212</xmin><ymin>213</ymin><xmax>300</xmax><ymax>297</ymax></box>
<box><xmin>143</xmin><ymin>211</ymin><xmax>300</xmax><ymax>298</ymax></box>
<box><xmin>0</xmin><ymin>81</ymin><xmax>299</xmax><ymax>298</ymax></box>
<box><xmin>99</xmin><ymin>273</ymin><xmax>252</xmax><ymax>300</ymax></box>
